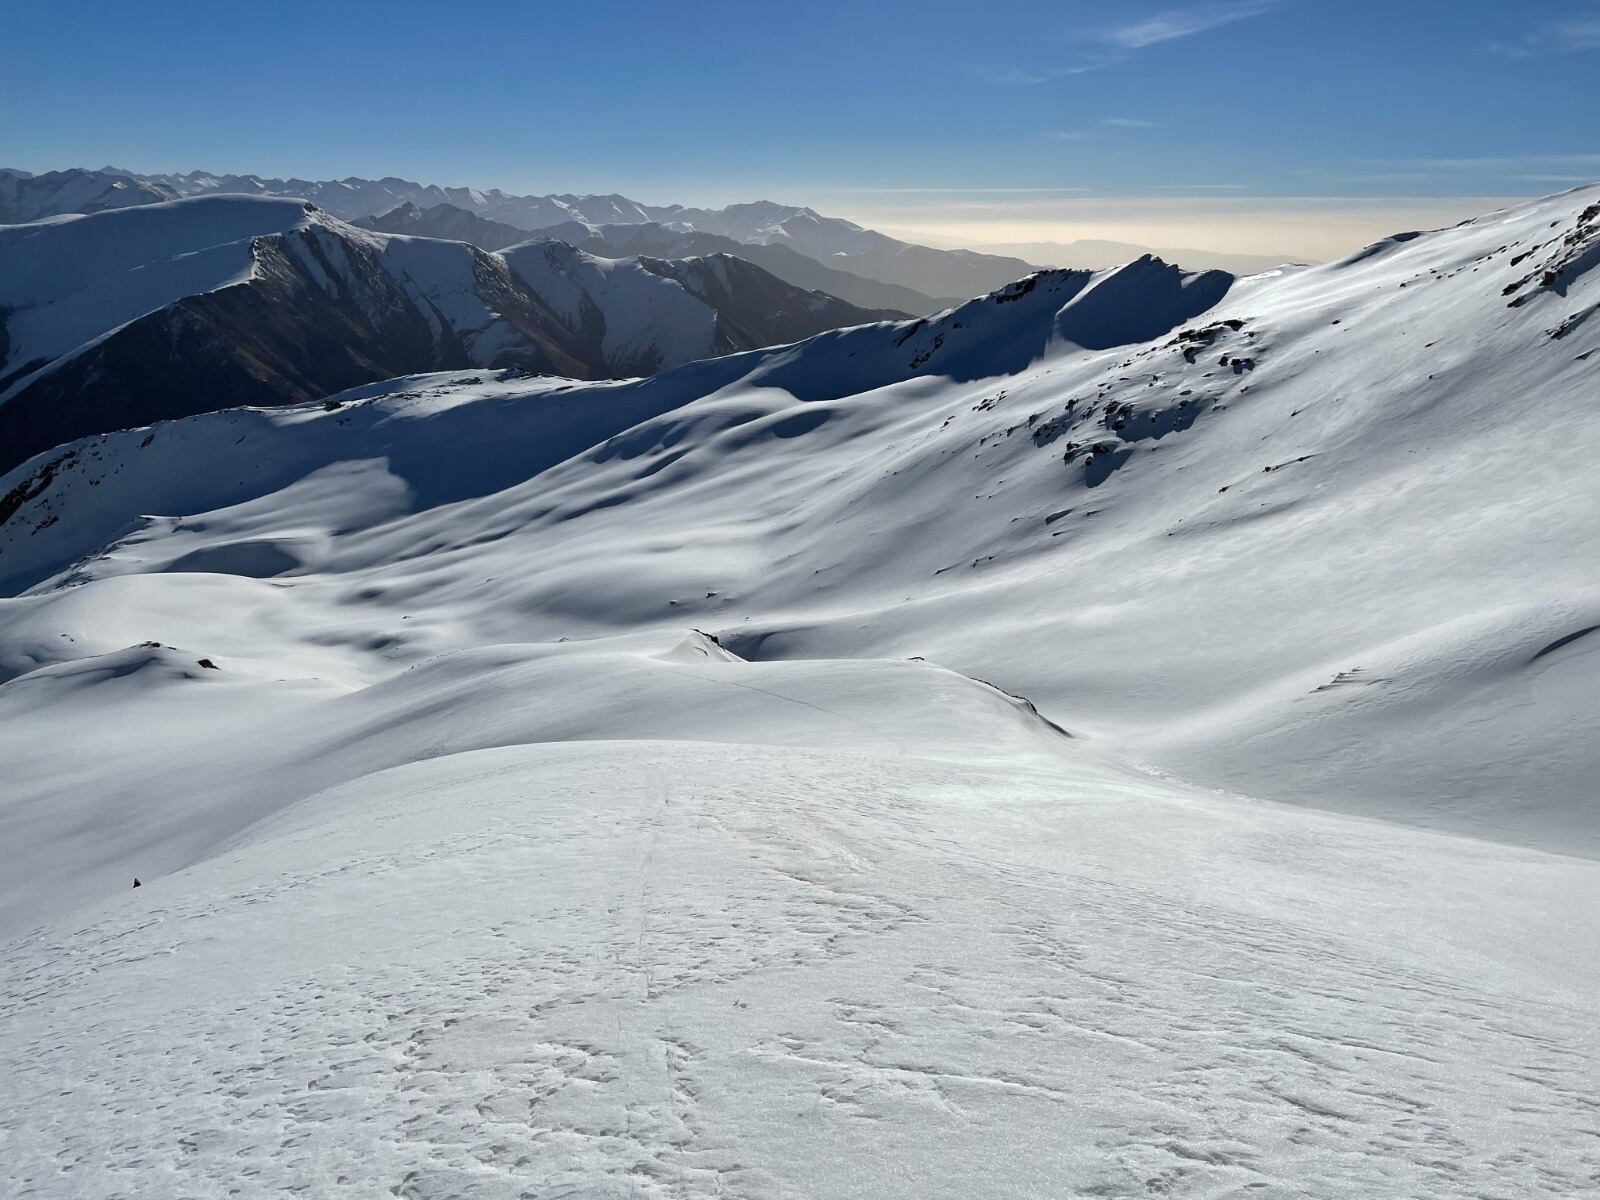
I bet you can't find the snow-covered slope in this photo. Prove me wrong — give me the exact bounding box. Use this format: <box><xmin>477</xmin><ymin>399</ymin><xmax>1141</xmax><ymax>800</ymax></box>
<box><xmin>2</xmin><ymin>186</ymin><xmax>1598</xmax><ymax>1197</ymax></box>
<box><xmin>0</xmin><ymin>197</ymin><xmax>896</xmax><ymax>472</ymax></box>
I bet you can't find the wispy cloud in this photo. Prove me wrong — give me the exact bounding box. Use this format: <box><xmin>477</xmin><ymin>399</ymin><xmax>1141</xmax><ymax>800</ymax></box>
<box><xmin>987</xmin><ymin>2</ymin><xmax>1277</xmax><ymax>85</ymax></box>
<box><xmin>1490</xmin><ymin>7</ymin><xmax>1600</xmax><ymax>56</ymax></box>
<box><xmin>826</xmin><ymin>186</ymin><xmax>1094</xmax><ymax>195</ymax></box>
<box><xmin>1047</xmin><ymin>118</ymin><xmax>1157</xmax><ymax>141</ymax></box>
<box><xmin>1292</xmin><ymin>168</ymin><xmax>1439</xmax><ymax>186</ymax></box>
<box><xmin>1106</xmin><ymin>1</ymin><xmax>1278</xmax><ymax>49</ymax></box>
<box><xmin>1381</xmin><ymin>154</ymin><xmax>1600</xmax><ymax>172</ymax></box>
<box><xmin>994</xmin><ymin>66</ymin><xmax>1057</xmax><ymax>85</ymax></box>
<box><xmin>1294</xmin><ymin>157</ymin><xmax>1600</xmax><ymax>188</ymax></box>
<box><xmin>987</xmin><ymin>56</ymin><xmax>1121</xmax><ymax>85</ymax></box>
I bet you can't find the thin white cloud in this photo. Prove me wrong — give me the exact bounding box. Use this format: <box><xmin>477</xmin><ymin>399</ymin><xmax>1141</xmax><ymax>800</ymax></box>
<box><xmin>825</xmin><ymin>186</ymin><xmax>1095</xmax><ymax>195</ymax></box>
<box><xmin>987</xmin><ymin>56</ymin><xmax>1122</xmax><ymax>85</ymax></box>
<box><xmin>1045</xmin><ymin>120</ymin><xmax>1156</xmax><ymax>140</ymax></box>
<box><xmin>1491</xmin><ymin>8</ymin><xmax>1600</xmax><ymax>56</ymax></box>
<box><xmin>992</xmin><ymin>2</ymin><xmax>1276</xmax><ymax>85</ymax></box>
<box><xmin>1403</xmin><ymin>154</ymin><xmax>1600</xmax><ymax>171</ymax></box>
<box><xmin>1294</xmin><ymin>157</ymin><xmax>1600</xmax><ymax>187</ymax></box>
<box><xmin>994</xmin><ymin>66</ymin><xmax>1056</xmax><ymax>85</ymax></box>
<box><xmin>1106</xmin><ymin>1</ymin><xmax>1278</xmax><ymax>49</ymax></box>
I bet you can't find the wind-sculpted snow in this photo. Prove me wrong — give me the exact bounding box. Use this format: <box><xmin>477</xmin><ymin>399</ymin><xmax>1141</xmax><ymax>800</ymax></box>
<box><xmin>2</xmin><ymin>186</ymin><xmax>1599</xmax><ymax>1198</ymax></box>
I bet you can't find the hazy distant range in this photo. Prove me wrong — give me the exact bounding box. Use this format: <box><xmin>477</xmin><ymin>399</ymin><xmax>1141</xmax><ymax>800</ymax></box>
<box><xmin>977</xmin><ymin>239</ymin><xmax>1307</xmax><ymax>275</ymax></box>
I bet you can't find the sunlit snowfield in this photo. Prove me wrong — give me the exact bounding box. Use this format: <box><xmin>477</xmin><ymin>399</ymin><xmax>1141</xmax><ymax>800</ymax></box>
<box><xmin>2</xmin><ymin>186</ymin><xmax>1598</xmax><ymax>1197</ymax></box>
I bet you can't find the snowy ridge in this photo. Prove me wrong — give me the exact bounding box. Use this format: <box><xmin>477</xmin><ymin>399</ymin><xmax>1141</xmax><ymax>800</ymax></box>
<box><xmin>0</xmin><ymin>196</ymin><xmax>896</xmax><ymax>472</ymax></box>
<box><xmin>1</xmin><ymin>186</ymin><xmax>1599</xmax><ymax>1198</ymax></box>
<box><xmin>0</xmin><ymin>196</ymin><xmax>317</xmax><ymax>395</ymax></box>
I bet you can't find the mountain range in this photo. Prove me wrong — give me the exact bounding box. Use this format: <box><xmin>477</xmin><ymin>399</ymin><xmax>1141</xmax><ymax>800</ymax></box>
<box><xmin>975</xmin><ymin>237</ymin><xmax>1302</xmax><ymax>275</ymax></box>
<box><xmin>3</xmin><ymin>166</ymin><xmax>1077</xmax><ymax>307</ymax></box>
<box><xmin>0</xmin><ymin>166</ymin><xmax>173</xmax><ymax>223</ymax></box>
<box><xmin>0</xmin><ymin>196</ymin><xmax>898</xmax><ymax>473</ymax></box>
<box><xmin>5</xmin><ymin>165</ymin><xmax>1314</xmax><ymax>310</ymax></box>
<box><xmin>356</xmin><ymin>203</ymin><xmax>948</xmax><ymax>313</ymax></box>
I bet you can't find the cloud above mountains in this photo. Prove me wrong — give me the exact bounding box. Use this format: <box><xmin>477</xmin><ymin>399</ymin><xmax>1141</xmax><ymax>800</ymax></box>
<box><xmin>1104</xmin><ymin>1</ymin><xmax>1278</xmax><ymax>49</ymax></box>
<box><xmin>990</xmin><ymin>1</ymin><xmax>1279</xmax><ymax>84</ymax></box>
<box><xmin>1491</xmin><ymin>6</ymin><xmax>1600</xmax><ymax>57</ymax></box>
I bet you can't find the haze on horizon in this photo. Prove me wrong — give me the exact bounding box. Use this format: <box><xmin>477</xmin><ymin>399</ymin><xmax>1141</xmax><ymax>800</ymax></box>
<box><xmin>5</xmin><ymin>0</ymin><xmax>1599</xmax><ymax>258</ymax></box>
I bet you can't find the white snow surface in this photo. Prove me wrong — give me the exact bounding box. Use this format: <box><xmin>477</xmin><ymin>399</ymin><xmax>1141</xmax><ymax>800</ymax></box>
<box><xmin>2</xmin><ymin>186</ymin><xmax>1599</xmax><ymax>1198</ymax></box>
<box><xmin>502</xmin><ymin>241</ymin><xmax>724</xmax><ymax>369</ymax></box>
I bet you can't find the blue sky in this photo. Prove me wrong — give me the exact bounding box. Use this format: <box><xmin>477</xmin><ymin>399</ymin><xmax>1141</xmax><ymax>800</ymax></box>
<box><xmin>5</xmin><ymin>0</ymin><xmax>1597</xmax><ymax>255</ymax></box>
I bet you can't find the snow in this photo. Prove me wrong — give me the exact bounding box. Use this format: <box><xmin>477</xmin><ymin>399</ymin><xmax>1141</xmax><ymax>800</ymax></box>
<box><xmin>0</xmin><ymin>196</ymin><xmax>315</xmax><ymax>399</ymax></box>
<box><xmin>2</xmin><ymin>185</ymin><xmax>1599</xmax><ymax>1197</ymax></box>
<box><xmin>379</xmin><ymin>233</ymin><xmax>502</xmax><ymax>335</ymax></box>
<box><xmin>502</xmin><ymin>242</ymin><xmax>723</xmax><ymax>370</ymax></box>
